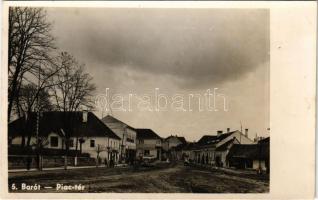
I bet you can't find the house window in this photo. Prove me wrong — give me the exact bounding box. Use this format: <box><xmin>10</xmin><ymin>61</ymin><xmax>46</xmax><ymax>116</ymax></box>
<box><xmin>127</xmin><ymin>137</ymin><xmax>134</xmax><ymax>143</ymax></box>
<box><xmin>144</xmin><ymin>150</ymin><xmax>150</xmax><ymax>155</ymax></box>
<box><xmin>50</xmin><ymin>136</ymin><xmax>58</xmax><ymax>147</ymax></box>
<box><xmin>90</xmin><ymin>140</ymin><xmax>95</xmax><ymax>148</ymax></box>
<box><xmin>129</xmin><ymin>138</ymin><xmax>134</xmax><ymax>143</ymax></box>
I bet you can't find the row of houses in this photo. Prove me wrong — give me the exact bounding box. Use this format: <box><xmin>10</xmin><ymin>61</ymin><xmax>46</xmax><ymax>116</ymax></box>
<box><xmin>8</xmin><ymin>111</ymin><xmax>163</xmax><ymax>165</ymax></box>
<box><xmin>8</xmin><ymin>111</ymin><xmax>269</xmax><ymax>172</ymax></box>
<box><xmin>173</xmin><ymin>129</ymin><xmax>270</xmax><ymax>172</ymax></box>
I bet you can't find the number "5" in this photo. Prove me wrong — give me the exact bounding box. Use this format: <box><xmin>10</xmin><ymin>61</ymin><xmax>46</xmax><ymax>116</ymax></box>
<box><xmin>11</xmin><ymin>183</ymin><xmax>17</xmax><ymax>190</ymax></box>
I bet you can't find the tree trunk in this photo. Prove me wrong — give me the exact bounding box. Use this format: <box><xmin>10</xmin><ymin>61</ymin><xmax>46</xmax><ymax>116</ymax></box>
<box><xmin>8</xmin><ymin>62</ymin><xmax>23</xmax><ymax>122</ymax></box>
<box><xmin>64</xmin><ymin>155</ymin><xmax>68</xmax><ymax>170</ymax></box>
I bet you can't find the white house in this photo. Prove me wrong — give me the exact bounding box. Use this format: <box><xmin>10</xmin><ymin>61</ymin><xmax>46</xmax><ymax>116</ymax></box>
<box><xmin>135</xmin><ymin>129</ymin><xmax>162</xmax><ymax>160</ymax></box>
<box><xmin>101</xmin><ymin>115</ymin><xmax>137</xmax><ymax>164</ymax></box>
<box><xmin>162</xmin><ymin>135</ymin><xmax>187</xmax><ymax>160</ymax></box>
<box><xmin>8</xmin><ymin>111</ymin><xmax>121</xmax><ymax>163</ymax></box>
<box><xmin>162</xmin><ymin>135</ymin><xmax>187</xmax><ymax>151</ymax></box>
<box><xmin>187</xmin><ymin>129</ymin><xmax>253</xmax><ymax>167</ymax></box>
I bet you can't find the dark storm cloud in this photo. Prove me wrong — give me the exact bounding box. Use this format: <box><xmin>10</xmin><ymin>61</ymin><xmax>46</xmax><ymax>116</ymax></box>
<box><xmin>48</xmin><ymin>8</ymin><xmax>269</xmax><ymax>88</ymax></box>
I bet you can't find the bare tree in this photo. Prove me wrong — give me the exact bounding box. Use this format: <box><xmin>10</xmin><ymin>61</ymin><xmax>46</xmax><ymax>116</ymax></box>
<box><xmin>48</xmin><ymin>51</ymin><xmax>96</xmax><ymax>169</ymax></box>
<box><xmin>12</xmin><ymin>83</ymin><xmax>53</xmax><ymax>147</ymax></box>
<box><xmin>49</xmin><ymin>51</ymin><xmax>96</xmax><ymax>150</ymax></box>
<box><xmin>13</xmin><ymin>83</ymin><xmax>53</xmax><ymax>117</ymax></box>
<box><xmin>8</xmin><ymin>8</ymin><xmax>97</xmax><ymax>171</ymax></box>
<box><xmin>49</xmin><ymin>52</ymin><xmax>96</xmax><ymax>112</ymax></box>
<box><xmin>8</xmin><ymin>7</ymin><xmax>56</xmax><ymax>121</ymax></box>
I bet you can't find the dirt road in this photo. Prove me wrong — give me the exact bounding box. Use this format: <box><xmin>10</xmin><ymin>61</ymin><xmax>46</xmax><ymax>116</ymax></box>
<box><xmin>8</xmin><ymin>163</ymin><xmax>269</xmax><ymax>193</ymax></box>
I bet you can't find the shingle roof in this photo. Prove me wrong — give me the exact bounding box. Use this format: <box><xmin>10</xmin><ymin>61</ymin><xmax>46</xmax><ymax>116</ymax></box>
<box><xmin>101</xmin><ymin>115</ymin><xmax>135</xmax><ymax>130</ymax></box>
<box><xmin>197</xmin><ymin>131</ymin><xmax>237</xmax><ymax>146</ymax></box>
<box><xmin>217</xmin><ymin>132</ymin><xmax>235</xmax><ymax>140</ymax></box>
<box><xmin>177</xmin><ymin>136</ymin><xmax>187</xmax><ymax>144</ymax></box>
<box><xmin>258</xmin><ymin>137</ymin><xmax>270</xmax><ymax>144</ymax></box>
<box><xmin>197</xmin><ymin>135</ymin><xmax>218</xmax><ymax>145</ymax></box>
<box><xmin>215</xmin><ymin>138</ymin><xmax>236</xmax><ymax>151</ymax></box>
<box><xmin>165</xmin><ymin>135</ymin><xmax>187</xmax><ymax>145</ymax></box>
<box><xmin>227</xmin><ymin>143</ymin><xmax>269</xmax><ymax>160</ymax></box>
<box><xmin>136</xmin><ymin>129</ymin><xmax>161</xmax><ymax>140</ymax></box>
<box><xmin>8</xmin><ymin>111</ymin><xmax>120</xmax><ymax>140</ymax></box>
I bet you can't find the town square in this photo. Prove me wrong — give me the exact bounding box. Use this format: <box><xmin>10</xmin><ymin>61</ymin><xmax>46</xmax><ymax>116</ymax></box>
<box><xmin>7</xmin><ymin>6</ymin><xmax>270</xmax><ymax>193</ymax></box>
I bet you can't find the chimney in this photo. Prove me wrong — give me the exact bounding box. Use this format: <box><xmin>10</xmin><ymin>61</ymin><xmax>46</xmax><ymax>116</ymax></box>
<box><xmin>83</xmin><ymin>110</ymin><xmax>88</xmax><ymax>123</ymax></box>
<box><xmin>227</xmin><ymin>128</ymin><xmax>230</xmax><ymax>133</ymax></box>
<box><xmin>217</xmin><ymin>130</ymin><xmax>223</xmax><ymax>136</ymax></box>
<box><xmin>245</xmin><ymin>128</ymin><xmax>249</xmax><ymax>138</ymax></box>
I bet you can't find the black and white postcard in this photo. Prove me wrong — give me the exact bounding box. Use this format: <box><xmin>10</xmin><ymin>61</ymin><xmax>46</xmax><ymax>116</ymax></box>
<box><xmin>0</xmin><ymin>1</ymin><xmax>316</xmax><ymax>200</ymax></box>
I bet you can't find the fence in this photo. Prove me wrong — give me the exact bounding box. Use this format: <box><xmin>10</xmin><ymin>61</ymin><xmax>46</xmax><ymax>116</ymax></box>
<box><xmin>8</xmin><ymin>155</ymin><xmax>96</xmax><ymax>170</ymax></box>
<box><xmin>8</xmin><ymin>155</ymin><xmax>37</xmax><ymax>169</ymax></box>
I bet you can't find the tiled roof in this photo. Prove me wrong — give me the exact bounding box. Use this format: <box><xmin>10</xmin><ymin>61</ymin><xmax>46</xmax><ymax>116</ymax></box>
<box><xmin>165</xmin><ymin>135</ymin><xmax>187</xmax><ymax>145</ymax></box>
<box><xmin>215</xmin><ymin>138</ymin><xmax>236</xmax><ymax>151</ymax></box>
<box><xmin>227</xmin><ymin>143</ymin><xmax>269</xmax><ymax>160</ymax></box>
<box><xmin>177</xmin><ymin>136</ymin><xmax>187</xmax><ymax>145</ymax></box>
<box><xmin>8</xmin><ymin>111</ymin><xmax>120</xmax><ymax>140</ymax></box>
<box><xmin>197</xmin><ymin>131</ymin><xmax>237</xmax><ymax>146</ymax></box>
<box><xmin>101</xmin><ymin>115</ymin><xmax>135</xmax><ymax>130</ymax></box>
<box><xmin>136</xmin><ymin>128</ymin><xmax>161</xmax><ymax>140</ymax></box>
<box><xmin>197</xmin><ymin>135</ymin><xmax>218</xmax><ymax>145</ymax></box>
<box><xmin>258</xmin><ymin>137</ymin><xmax>270</xmax><ymax>144</ymax></box>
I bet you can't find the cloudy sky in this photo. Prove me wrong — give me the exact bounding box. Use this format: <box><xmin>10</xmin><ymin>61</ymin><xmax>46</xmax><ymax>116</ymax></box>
<box><xmin>46</xmin><ymin>8</ymin><xmax>269</xmax><ymax>141</ymax></box>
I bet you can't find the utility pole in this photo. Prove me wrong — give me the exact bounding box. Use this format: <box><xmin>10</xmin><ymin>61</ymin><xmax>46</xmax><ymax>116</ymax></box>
<box><xmin>36</xmin><ymin>65</ymin><xmax>42</xmax><ymax>171</ymax></box>
<box><xmin>239</xmin><ymin>121</ymin><xmax>243</xmax><ymax>143</ymax></box>
<box><xmin>121</xmin><ymin>126</ymin><xmax>127</xmax><ymax>163</ymax></box>
<box><xmin>258</xmin><ymin>140</ymin><xmax>262</xmax><ymax>174</ymax></box>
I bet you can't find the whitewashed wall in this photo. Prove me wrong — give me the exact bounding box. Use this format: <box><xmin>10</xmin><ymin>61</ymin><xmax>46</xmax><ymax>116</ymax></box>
<box><xmin>162</xmin><ymin>137</ymin><xmax>182</xmax><ymax>151</ymax></box>
<box><xmin>103</xmin><ymin>121</ymin><xmax>137</xmax><ymax>150</ymax></box>
<box><xmin>78</xmin><ymin>136</ymin><xmax>120</xmax><ymax>159</ymax></box>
